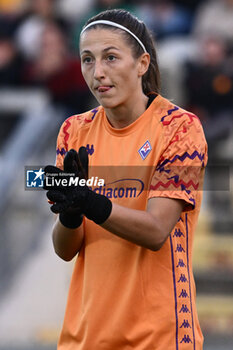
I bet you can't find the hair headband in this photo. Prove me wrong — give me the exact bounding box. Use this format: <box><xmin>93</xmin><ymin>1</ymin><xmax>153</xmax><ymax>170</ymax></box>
<box><xmin>80</xmin><ymin>20</ymin><xmax>147</xmax><ymax>53</ymax></box>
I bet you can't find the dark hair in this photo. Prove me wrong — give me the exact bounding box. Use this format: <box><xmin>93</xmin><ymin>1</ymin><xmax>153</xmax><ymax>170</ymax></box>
<box><xmin>81</xmin><ymin>9</ymin><xmax>161</xmax><ymax>95</ymax></box>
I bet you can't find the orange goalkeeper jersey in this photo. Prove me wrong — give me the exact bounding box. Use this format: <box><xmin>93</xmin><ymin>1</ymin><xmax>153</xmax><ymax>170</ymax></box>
<box><xmin>55</xmin><ymin>94</ymin><xmax>207</xmax><ymax>350</ymax></box>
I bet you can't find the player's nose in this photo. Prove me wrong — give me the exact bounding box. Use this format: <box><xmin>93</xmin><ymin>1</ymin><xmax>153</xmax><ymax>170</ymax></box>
<box><xmin>93</xmin><ymin>60</ymin><xmax>105</xmax><ymax>80</ymax></box>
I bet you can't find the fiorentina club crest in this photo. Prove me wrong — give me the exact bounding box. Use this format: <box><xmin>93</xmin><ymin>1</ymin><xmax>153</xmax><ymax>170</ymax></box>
<box><xmin>138</xmin><ymin>140</ymin><xmax>152</xmax><ymax>160</ymax></box>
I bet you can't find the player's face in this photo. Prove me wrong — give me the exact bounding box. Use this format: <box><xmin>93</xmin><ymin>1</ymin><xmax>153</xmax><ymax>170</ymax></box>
<box><xmin>80</xmin><ymin>28</ymin><xmax>144</xmax><ymax>109</ymax></box>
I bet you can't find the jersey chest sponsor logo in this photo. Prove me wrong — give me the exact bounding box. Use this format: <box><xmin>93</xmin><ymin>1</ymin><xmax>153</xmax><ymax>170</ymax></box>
<box><xmin>90</xmin><ymin>178</ymin><xmax>144</xmax><ymax>199</ymax></box>
<box><xmin>138</xmin><ymin>140</ymin><xmax>152</xmax><ymax>160</ymax></box>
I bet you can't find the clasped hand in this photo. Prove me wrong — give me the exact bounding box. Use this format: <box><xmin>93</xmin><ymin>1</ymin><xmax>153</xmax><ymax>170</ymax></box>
<box><xmin>43</xmin><ymin>147</ymin><xmax>112</xmax><ymax>228</ymax></box>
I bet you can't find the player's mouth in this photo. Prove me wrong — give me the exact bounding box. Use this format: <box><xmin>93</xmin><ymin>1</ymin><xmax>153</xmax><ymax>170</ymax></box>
<box><xmin>96</xmin><ymin>85</ymin><xmax>114</xmax><ymax>93</ymax></box>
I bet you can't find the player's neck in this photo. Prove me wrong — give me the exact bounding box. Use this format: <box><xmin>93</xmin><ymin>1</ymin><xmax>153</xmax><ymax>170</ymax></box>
<box><xmin>105</xmin><ymin>92</ymin><xmax>149</xmax><ymax>129</ymax></box>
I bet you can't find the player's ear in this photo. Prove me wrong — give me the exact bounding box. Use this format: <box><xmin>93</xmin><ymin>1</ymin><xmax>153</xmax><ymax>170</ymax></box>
<box><xmin>137</xmin><ymin>53</ymin><xmax>150</xmax><ymax>77</ymax></box>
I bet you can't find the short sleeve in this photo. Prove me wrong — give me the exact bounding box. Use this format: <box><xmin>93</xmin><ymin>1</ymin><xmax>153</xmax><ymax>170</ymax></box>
<box><xmin>54</xmin><ymin>110</ymin><xmax>97</xmax><ymax>168</ymax></box>
<box><xmin>148</xmin><ymin>114</ymin><xmax>208</xmax><ymax>211</ymax></box>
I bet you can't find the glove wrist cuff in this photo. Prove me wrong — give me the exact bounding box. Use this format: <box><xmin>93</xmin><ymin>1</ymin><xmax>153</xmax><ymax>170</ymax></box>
<box><xmin>84</xmin><ymin>191</ymin><xmax>112</xmax><ymax>225</ymax></box>
<box><xmin>59</xmin><ymin>211</ymin><xmax>83</xmax><ymax>229</ymax></box>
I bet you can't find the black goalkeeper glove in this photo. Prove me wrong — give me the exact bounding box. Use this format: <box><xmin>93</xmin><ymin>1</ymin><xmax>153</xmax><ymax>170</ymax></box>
<box><xmin>44</xmin><ymin>147</ymin><xmax>88</xmax><ymax>228</ymax></box>
<box><xmin>44</xmin><ymin>147</ymin><xmax>112</xmax><ymax>227</ymax></box>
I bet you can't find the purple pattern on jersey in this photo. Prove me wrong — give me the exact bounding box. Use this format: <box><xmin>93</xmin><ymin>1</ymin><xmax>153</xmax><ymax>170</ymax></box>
<box><xmin>169</xmin><ymin>235</ymin><xmax>179</xmax><ymax>350</ymax></box>
<box><xmin>156</xmin><ymin>150</ymin><xmax>205</xmax><ymax>172</ymax></box>
<box><xmin>160</xmin><ymin>106</ymin><xmax>179</xmax><ymax>122</ymax></box>
<box><xmin>91</xmin><ymin>108</ymin><xmax>98</xmax><ymax>120</ymax></box>
<box><xmin>56</xmin><ymin>147</ymin><xmax>67</xmax><ymax>156</ymax></box>
<box><xmin>185</xmin><ymin>213</ymin><xmax>196</xmax><ymax>349</ymax></box>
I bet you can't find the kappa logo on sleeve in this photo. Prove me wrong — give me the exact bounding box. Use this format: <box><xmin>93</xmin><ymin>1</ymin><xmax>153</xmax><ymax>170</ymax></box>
<box><xmin>86</xmin><ymin>144</ymin><xmax>94</xmax><ymax>155</ymax></box>
<box><xmin>138</xmin><ymin>140</ymin><xmax>152</xmax><ymax>160</ymax></box>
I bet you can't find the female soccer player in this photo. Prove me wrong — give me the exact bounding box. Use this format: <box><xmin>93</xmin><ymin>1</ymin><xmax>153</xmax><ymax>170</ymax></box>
<box><xmin>45</xmin><ymin>9</ymin><xmax>207</xmax><ymax>350</ymax></box>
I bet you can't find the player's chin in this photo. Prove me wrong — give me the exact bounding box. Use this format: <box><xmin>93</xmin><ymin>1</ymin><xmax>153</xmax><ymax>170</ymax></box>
<box><xmin>99</xmin><ymin>101</ymin><xmax>117</xmax><ymax>109</ymax></box>
<box><xmin>96</xmin><ymin>96</ymin><xmax>121</xmax><ymax>109</ymax></box>
<box><xmin>91</xmin><ymin>91</ymin><xmax>118</xmax><ymax>108</ymax></box>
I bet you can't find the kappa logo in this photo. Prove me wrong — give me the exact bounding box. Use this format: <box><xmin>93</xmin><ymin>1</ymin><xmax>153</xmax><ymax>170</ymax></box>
<box><xmin>176</xmin><ymin>259</ymin><xmax>186</xmax><ymax>268</ymax></box>
<box><xmin>180</xmin><ymin>335</ymin><xmax>192</xmax><ymax>344</ymax></box>
<box><xmin>178</xmin><ymin>274</ymin><xmax>188</xmax><ymax>283</ymax></box>
<box><xmin>179</xmin><ymin>304</ymin><xmax>191</xmax><ymax>313</ymax></box>
<box><xmin>138</xmin><ymin>140</ymin><xmax>152</xmax><ymax>160</ymax></box>
<box><xmin>180</xmin><ymin>320</ymin><xmax>191</xmax><ymax>329</ymax></box>
<box><xmin>179</xmin><ymin>289</ymin><xmax>189</xmax><ymax>298</ymax></box>
<box><xmin>86</xmin><ymin>144</ymin><xmax>94</xmax><ymax>155</ymax></box>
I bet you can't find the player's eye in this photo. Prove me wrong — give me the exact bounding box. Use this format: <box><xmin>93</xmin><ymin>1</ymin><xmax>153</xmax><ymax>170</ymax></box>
<box><xmin>82</xmin><ymin>56</ymin><xmax>93</xmax><ymax>64</ymax></box>
<box><xmin>107</xmin><ymin>55</ymin><xmax>116</xmax><ymax>62</ymax></box>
